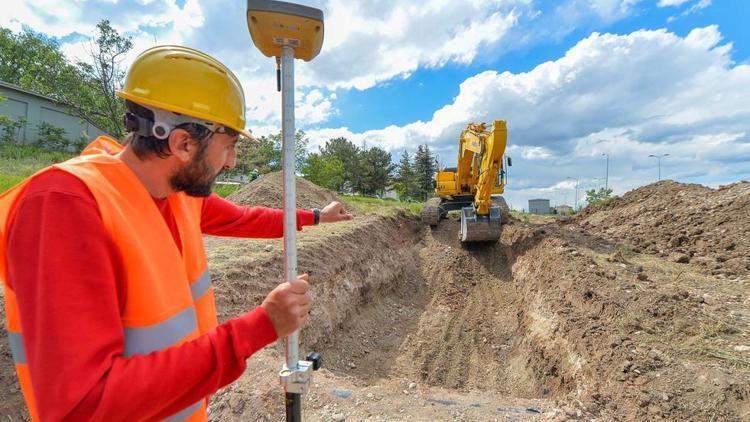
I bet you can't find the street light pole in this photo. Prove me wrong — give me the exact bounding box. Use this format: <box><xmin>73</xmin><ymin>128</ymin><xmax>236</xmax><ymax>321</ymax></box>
<box><xmin>592</xmin><ymin>177</ymin><xmax>602</xmax><ymax>190</ymax></box>
<box><xmin>602</xmin><ymin>153</ymin><xmax>609</xmax><ymax>191</ymax></box>
<box><xmin>648</xmin><ymin>153</ymin><xmax>670</xmax><ymax>181</ymax></box>
<box><xmin>567</xmin><ymin>176</ymin><xmax>579</xmax><ymax>212</ymax></box>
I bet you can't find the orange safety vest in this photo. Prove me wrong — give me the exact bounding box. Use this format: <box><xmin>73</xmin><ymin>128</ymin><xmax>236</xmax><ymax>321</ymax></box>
<box><xmin>0</xmin><ymin>137</ymin><xmax>218</xmax><ymax>421</ymax></box>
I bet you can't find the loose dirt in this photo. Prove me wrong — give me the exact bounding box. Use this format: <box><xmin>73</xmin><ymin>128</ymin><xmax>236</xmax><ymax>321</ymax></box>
<box><xmin>576</xmin><ymin>180</ymin><xmax>750</xmax><ymax>276</ymax></box>
<box><xmin>1</xmin><ymin>179</ymin><xmax>748</xmax><ymax>421</ymax></box>
<box><xmin>228</xmin><ymin>171</ymin><xmax>341</xmax><ymax>210</ymax></box>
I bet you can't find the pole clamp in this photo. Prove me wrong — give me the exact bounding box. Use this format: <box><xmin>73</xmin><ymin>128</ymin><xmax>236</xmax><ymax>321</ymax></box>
<box><xmin>279</xmin><ymin>352</ymin><xmax>322</xmax><ymax>394</ymax></box>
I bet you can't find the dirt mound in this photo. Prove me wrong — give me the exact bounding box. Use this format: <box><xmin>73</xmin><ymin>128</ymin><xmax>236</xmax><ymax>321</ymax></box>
<box><xmin>228</xmin><ymin>171</ymin><xmax>340</xmax><ymax>209</ymax></box>
<box><xmin>576</xmin><ymin>180</ymin><xmax>750</xmax><ymax>276</ymax></box>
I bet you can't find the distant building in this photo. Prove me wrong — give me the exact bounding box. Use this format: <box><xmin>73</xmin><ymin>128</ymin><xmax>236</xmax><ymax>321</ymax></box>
<box><xmin>556</xmin><ymin>204</ymin><xmax>573</xmax><ymax>215</ymax></box>
<box><xmin>528</xmin><ymin>198</ymin><xmax>551</xmax><ymax>214</ymax></box>
<box><xmin>382</xmin><ymin>189</ymin><xmax>398</xmax><ymax>200</ymax></box>
<box><xmin>0</xmin><ymin>80</ymin><xmax>109</xmax><ymax>144</ymax></box>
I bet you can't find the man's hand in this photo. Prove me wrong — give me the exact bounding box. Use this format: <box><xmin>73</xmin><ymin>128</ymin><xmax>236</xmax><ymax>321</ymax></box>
<box><xmin>320</xmin><ymin>201</ymin><xmax>353</xmax><ymax>223</ymax></box>
<box><xmin>261</xmin><ymin>274</ymin><xmax>311</xmax><ymax>338</ymax></box>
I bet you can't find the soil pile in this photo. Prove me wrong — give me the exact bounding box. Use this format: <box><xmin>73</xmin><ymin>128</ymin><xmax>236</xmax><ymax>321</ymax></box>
<box><xmin>228</xmin><ymin>171</ymin><xmax>340</xmax><ymax>209</ymax></box>
<box><xmin>576</xmin><ymin>180</ymin><xmax>750</xmax><ymax>275</ymax></box>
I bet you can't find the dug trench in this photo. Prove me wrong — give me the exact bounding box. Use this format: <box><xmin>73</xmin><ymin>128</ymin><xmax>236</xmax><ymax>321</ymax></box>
<box><xmin>205</xmin><ymin>208</ymin><xmax>748</xmax><ymax>421</ymax></box>
<box><xmin>1</xmin><ymin>208</ymin><xmax>747</xmax><ymax>420</ymax></box>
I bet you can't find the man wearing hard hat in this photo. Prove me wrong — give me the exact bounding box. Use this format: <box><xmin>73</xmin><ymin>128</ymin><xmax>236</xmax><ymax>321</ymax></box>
<box><xmin>0</xmin><ymin>45</ymin><xmax>351</xmax><ymax>421</ymax></box>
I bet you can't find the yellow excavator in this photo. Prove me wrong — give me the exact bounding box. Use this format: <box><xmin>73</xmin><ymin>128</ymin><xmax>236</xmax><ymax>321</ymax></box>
<box><xmin>421</xmin><ymin>120</ymin><xmax>512</xmax><ymax>242</ymax></box>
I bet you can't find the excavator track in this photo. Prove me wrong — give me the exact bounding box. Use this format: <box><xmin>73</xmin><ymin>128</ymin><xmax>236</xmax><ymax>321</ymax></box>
<box><xmin>421</xmin><ymin>198</ymin><xmax>442</xmax><ymax>226</ymax></box>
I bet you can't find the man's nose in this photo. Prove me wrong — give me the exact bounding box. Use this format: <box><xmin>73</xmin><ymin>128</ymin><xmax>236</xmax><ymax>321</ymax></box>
<box><xmin>224</xmin><ymin>149</ymin><xmax>237</xmax><ymax>170</ymax></box>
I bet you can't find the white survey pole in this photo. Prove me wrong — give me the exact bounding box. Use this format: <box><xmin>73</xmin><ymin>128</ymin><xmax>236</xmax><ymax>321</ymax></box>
<box><xmin>246</xmin><ymin>3</ymin><xmax>324</xmax><ymax>420</ymax></box>
<box><xmin>280</xmin><ymin>45</ymin><xmax>299</xmax><ymax>370</ymax></box>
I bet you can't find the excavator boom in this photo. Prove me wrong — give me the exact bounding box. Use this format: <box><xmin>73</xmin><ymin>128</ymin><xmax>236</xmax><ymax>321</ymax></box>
<box><xmin>474</xmin><ymin>120</ymin><xmax>507</xmax><ymax>214</ymax></box>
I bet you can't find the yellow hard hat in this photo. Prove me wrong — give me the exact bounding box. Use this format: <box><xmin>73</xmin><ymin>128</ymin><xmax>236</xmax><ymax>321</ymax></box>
<box><xmin>117</xmin><ymin>45</ymin><xmax>253</xmax><ymax>140</ymax></box>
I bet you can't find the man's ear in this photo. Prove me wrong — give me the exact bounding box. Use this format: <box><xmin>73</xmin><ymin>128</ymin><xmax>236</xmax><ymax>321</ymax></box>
<box><xmin>168</xmin><ymin>128</ymin><xmax>194</xmax><ymax>163</ymax></box>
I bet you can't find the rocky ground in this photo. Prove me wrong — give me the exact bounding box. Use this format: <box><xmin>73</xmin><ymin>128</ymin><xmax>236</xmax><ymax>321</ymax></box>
<box><xmin>1</xmin><ymin>177</ymin><xmax>748</xmax><ymax>421</ymax></box>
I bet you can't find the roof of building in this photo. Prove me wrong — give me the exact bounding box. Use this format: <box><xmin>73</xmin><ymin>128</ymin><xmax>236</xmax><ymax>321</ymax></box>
<box><xmin>0</xmin><ymin>79</ymin><xmax>63</xmax><ymax>105</ymax></box>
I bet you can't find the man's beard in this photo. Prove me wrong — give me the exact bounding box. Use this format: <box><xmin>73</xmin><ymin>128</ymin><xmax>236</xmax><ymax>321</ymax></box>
<box><xmin>170</xmin><ymin>146</ymin><xmax>222</xmax><ymax>197</ymax></box>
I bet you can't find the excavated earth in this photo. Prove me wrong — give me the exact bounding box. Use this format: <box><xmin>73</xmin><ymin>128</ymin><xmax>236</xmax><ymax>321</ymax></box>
<box><xmin>576</xmin><ymin>180</ymin><xmax>750</xmax><ymax>277</ymax></box>
<box><xmin>228</xmin><ymin>171</ymin><xmax>341</xmax><ymax>210</ymax></box>
<box><xmin>1</xmin><ymin>177</ymin><xmax>749</xmax><ymax>421</ymax></box>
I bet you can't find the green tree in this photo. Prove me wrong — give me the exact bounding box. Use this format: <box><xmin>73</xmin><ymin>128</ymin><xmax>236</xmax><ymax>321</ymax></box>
<box><xmin>359</xmin><ymin>147</ymin><xmax>394</xmax><ymax>196</ymax></box>
<box><xmin>76</xmin><ymin>20</ymin><xmax>133</xmax><ymax>138</ymax></box>
<box><xmin>35</xmin><ymin>122</ymin><xmax>70</xmax><ymax>150</ymax></box>
<box><xmin>0</xmin><ymin>116</ymin><xmax>27</xmax><ymax>144</ymax></box>
<box><xmin>268</xmin><ymin>130</ymin><xmax>309</xmax><ymax>172</ymax></box>
<box><xmin>0</xmin><ymin>23</ymin><xmax>132</xmax><ymax>138</ymax></box>
<box><xmin>319</xmin><ymin>137</ymin><xmax>362</xmax><ymax>193</ymax></box>
<box><xmin>586</xmin><ymin>187</ymin><xmax>614</xmax><ymax>206</ymax></box>
<box><xmin>413</xmin><ymin>144</ymin><xmax>436</xmax><ymax>200</ymax></box>
<box><xmin>393</xmin><ymin>150</ymin><xmax>416</xmax><ymax>200</ymax></box>
<box><xmin>301</xmin><ymin>152</ymin><xmax>345</xmax><ymax>191</ymax></box>
<box><xmin>233</xmin><ymin>129</ymin><xmax>308</xmax><ymax>177</ymax></box>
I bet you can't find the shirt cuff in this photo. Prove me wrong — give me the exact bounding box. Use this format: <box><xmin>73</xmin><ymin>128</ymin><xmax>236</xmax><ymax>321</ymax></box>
<box><xmin>296</xmin><ymin>209</ymin><xmax>315</xmax><ymax>229</ymax></box>
<box><xmin>231</xmin><ymin>306</ymin><xmax>278</xmax><ymax>358</ymax></box>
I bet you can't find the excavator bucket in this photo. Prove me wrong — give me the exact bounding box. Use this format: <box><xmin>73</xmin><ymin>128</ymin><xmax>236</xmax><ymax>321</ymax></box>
<box><xmin>459</xmin><ymin>205</ymin><xmax>502</xmax><ymax>242</ymax></box>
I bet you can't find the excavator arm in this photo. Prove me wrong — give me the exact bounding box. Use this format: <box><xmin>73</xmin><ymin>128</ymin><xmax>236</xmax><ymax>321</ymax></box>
<box><xmin>473</xmin><ymin>120</ymin><xmax>507</xmax><ymax>214</ymax></box>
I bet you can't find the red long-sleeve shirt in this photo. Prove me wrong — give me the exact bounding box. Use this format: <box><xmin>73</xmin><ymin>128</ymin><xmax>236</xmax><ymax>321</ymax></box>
<box><xmin>6</xmin><ymin>169</ymin><xmax>315</xmax><ymax>421</ymax></box>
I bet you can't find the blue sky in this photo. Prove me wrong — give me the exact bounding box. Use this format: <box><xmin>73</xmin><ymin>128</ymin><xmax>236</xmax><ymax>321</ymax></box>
<box><xmin>2</xmin><ymin>0</ymin><xmax>748</xmax><ymax>209</ymax></box>
<box><xmin>332</xmin><ymin>0</ymin><xmax>748</xmax><ymax>132</ymax></box>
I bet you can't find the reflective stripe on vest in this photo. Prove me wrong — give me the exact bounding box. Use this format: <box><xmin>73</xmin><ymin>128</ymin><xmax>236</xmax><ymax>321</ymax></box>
<box><xmin>8</xmin><ymin>331</ymin><xmax>26</xmax><ymax>364</ymax></box>
<box><xmin>124</xmin><ymin>306</ymin><xmax>198</xmax><ymax>357</ymax></box>
<box><xmin>124</xmin><ymin>270</ymin><xmax>212</xmax><ymax>356</ymax></box>
<box><xmin>165</xmin><ymin>400</ymin><xmax>204</xmax><ymax>422</ymax></box>
<box><xmin>190</xmin><ymin>270</ymin><xmax>212</xmax><ymax>302</ymax></box>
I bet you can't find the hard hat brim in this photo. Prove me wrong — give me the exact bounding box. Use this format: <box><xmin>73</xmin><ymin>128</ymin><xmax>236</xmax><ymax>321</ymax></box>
<box><xmin>238</xmin><ymin>128</ymin><xmax>256</xmax><ymax>142</ymax></box>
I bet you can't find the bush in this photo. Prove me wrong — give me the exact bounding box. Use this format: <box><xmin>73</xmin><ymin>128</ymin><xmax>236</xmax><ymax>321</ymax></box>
<box><xmin>35</xmin><ymin>122</ymin><xmax>71</xmax><ymax>151</ymax></box>
<box><xmin>0</xmin><ymin>115</ymin><xmax>27</xmax><ymax>143</ymax></box>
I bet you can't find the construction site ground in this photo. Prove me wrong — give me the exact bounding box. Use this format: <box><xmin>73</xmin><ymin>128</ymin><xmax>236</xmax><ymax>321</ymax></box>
<box><xmin>1</xmin><ymin>175</ymin><xmax>749</xmax><ymax>421</ymax></box>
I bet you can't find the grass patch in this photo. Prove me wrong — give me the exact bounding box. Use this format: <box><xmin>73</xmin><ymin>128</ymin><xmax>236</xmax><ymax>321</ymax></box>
<box><xmin>0</xmin><ymin>144</ymin><xmax>74</xmax><ymax>176</ymax></box>
<box><xmin>213</xmin><ymin>183</ymin><xmax>242</xmax><ymax>198</ymax></box>
<box><xmin>0</xmin><ymin>174</ymin><xmax>26</xmax><ymax>192</ymax></box>
<box><xmin>340</xmin><ymin>195</ymin><xmax>422</xmax><ymax>215</ymax></box>
<box><xmin>702</xmin><ymin>348</ymin><xmax>750</xmax><ymax>369</ymax></box>
<box><xmin>510</xmin><ymin>210</ymin><xmax>558</xmax><ymax>224</ymax></box>
<box><xmin>0</xmin><ymin>143</ymin><xmax>75</xmax><ymax>193</ymax></box>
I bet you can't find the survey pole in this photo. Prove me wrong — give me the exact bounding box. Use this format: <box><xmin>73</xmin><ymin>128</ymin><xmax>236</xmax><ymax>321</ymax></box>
<box><xmin>246</xmin><ymin>2</ymin><xmax>325</xmax><ymax>421</ymax></box>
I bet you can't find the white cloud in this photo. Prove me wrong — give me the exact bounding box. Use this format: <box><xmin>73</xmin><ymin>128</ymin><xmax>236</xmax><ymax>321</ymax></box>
<box><xmin>305</xmin><ymin>0</ymin><xmax>522</xmax><ymax>90</ymax></box>
<box><xmin>306</xmin><ymin>25</ymin><xmax>750</xmax><ymax>208</ymax></box>
<box><xmin>519</xmin><ymin>146</ymin><xmax>554</xmax><ymax>160</ymax></box>
<box><xmin>658</xmin><ymin>0</ymin><xmax>691</xmax><ymax>6</ymax></box>
<box><xmin>667</xmin><ymin>0</ymin><xmax>711</xmax><ymax>22</ymax></box>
